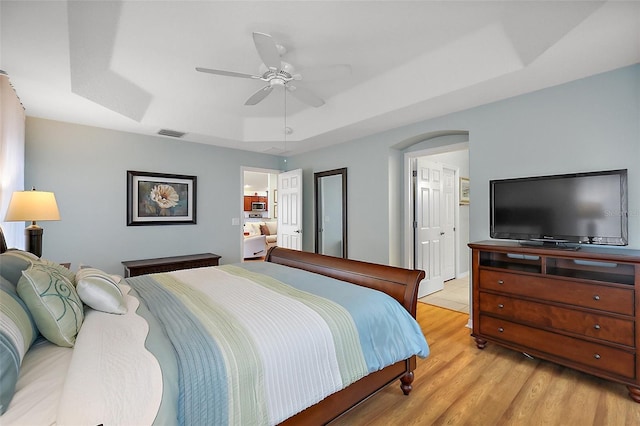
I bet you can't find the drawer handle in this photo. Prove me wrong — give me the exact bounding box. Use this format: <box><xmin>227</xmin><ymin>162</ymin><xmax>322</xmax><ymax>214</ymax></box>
<box><xmin>497</xmin><ymin>280</ymin><xmax>504</xmax><ymax>285</ymax></box>
<box><xmin>498</xmin><ymin>327</ymin><xmax>504</xmax><ymax>333</ymax></box>
<box><xmin>593</xmin><ymin>295</ymin><xmax>600</xmax><ymax>301</ymax></box>
<box><xmin>594</xmin><ymin>354</ymin><xmax>601</xmax><ymax>360</ymax></box>
<box><xmin>594</xmin><ymin>324</ymin><xmax>601</xmax><ymax>330</ymax></box>
<box><xmin>498</xmin><ymin>304</ymin><xmax>504</xmax><ymax>309</ymax></box>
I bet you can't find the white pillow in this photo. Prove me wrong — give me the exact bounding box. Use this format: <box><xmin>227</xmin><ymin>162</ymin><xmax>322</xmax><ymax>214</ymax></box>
<box><xmin>75</xmin><ymin>268</ymin><xmax>127</xmax><ymax>314</ymax></box>
<box><xmin>248</xmin><ymin>222</ymin><xmax>264</xmax><ymax>235</ymax></box>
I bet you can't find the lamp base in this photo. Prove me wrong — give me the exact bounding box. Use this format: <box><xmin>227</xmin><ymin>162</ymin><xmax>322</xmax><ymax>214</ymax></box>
<box><xmin>25</xmin><ymin>225</ymin><xmax>43</xmax><ymax>258</ymax></box>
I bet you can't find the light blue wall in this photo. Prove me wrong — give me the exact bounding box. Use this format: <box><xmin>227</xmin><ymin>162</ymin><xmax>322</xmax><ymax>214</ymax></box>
<box><xmin>466</xmin><ymin>64</ymin><xmax>639</xmax><ymax>248</ymax></box>
<box><xmin>25</xmin><ymin>118</ymin><xmax>282</xmax><ymax>273</ymax></box>
<box><xmin>288</xmin><ymin>64</ymin><xmax>640</xmax><ymax>263</ymax></box>
<box><xmin>287</xmin><ymin>134</ymin><xmax>395</xmax><ymax>264</ymax></box>
<box><xmin>24</xmin><ymin>65</ymin><xmax>639</xmax><ymax>273</ymax></box>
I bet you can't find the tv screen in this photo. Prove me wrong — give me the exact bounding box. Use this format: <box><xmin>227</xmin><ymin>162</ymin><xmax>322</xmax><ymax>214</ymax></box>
<box><xmin>490</xmin><ymin>169</ymin><xmax>628</xmax><ymax>246</ymax></box>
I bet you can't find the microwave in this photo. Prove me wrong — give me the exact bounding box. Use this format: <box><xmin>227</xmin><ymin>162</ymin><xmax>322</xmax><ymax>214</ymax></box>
<box><xmin>251</xmin><ymin>201</ymin><xmax>266</xmax><ymax>211</ymax></box>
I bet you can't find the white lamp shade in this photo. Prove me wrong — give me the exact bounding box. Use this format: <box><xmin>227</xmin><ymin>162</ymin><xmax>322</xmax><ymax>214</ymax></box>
<box><xmin>4</xmin><ymin>190</ymin><xmax>61</xmax><ymax>222</ymax></box>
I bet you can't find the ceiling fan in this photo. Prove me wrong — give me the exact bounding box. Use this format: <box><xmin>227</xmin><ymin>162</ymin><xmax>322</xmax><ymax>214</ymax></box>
<box><xmin>196</xmin><ymin>32</ymin><xmax>351</xmax><ymax>107</ymax></box>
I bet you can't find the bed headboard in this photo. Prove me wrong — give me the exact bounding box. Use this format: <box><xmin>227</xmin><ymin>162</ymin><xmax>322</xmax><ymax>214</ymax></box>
<box><xmin>0</xmin><ymin>226</ymin><xmax>7</xmax><ymax>253</ymax></box>
<box><xmin>265</xmin><ymin>247</ymin><xmax>425</xmax><ymax>317</ymax></box>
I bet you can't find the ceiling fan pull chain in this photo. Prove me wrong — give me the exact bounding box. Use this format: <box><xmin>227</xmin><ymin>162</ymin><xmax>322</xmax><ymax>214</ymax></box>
<box><xmin>284</xmin><ymin>90</ymin><xmax>287</xmax><ymax>153</ymax></box>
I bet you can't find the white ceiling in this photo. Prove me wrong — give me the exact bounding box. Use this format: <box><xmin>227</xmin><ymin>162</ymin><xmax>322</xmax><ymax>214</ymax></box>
<box><xmin>2</xmin><ymin>1</ymin><xmax>639</xmax><ymax>156</ymax></box>
<box><xmin>244</xmin><ymin>170</ymin><xmax>271</xmax><ymax>194</ymax></box>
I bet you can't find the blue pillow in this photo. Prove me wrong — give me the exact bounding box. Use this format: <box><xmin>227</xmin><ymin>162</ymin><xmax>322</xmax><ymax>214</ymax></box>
<box><xmin>0</xmin><ymin>275</ymin><xmax>38</xmax><ymax>414</ymax></box>
<box><xmin>0</xmin><ymin>251</ymin><xmax>35</xmax><ymax>287</ymax></box>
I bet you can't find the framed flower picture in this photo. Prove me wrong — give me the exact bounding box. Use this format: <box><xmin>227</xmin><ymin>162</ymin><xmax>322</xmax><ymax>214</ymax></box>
<box><xmin>127</xmin><ymin>171</ymin><xmax>197</xmax><ymax>225</ymax></box>
<box><xmin>459</xmin><ymin>177</ymin><xmax>470</xmax><ymax>205</ymax></box>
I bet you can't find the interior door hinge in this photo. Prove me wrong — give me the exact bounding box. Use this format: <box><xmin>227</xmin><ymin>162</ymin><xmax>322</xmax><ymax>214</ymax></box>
<box><xmin>412</xmin><ymin>170</ymin><xmax>417</xmax><ymax>177</ymax></box>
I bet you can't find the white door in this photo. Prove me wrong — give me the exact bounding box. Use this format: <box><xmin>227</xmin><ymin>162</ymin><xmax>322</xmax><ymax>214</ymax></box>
<box><xmin>442</xmin><ymin>166</ymin><xmax>456</xmax><ymax>281</ymax></box>
<box><xmin>277</xmin><ymin>169</ymin><xmax>303</xmax><ymax>250</ymax></box>
<box><xmin>415</xmin><ymin>159</ymin><xmax>444</xmax><ymax>297</ymax></box>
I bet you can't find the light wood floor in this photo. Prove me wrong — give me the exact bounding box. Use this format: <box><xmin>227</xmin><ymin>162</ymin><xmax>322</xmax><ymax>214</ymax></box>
<box><xmin>329</xmin><ymin>303</ymin><xmax>640</xmax><ymax>426</ymax></box>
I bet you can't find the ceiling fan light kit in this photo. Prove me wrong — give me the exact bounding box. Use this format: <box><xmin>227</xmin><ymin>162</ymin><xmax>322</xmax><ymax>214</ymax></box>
<box><xmin>196</xmin><ymin>31</ymin><xmax>351</xmax><ymax>107</ymax></box>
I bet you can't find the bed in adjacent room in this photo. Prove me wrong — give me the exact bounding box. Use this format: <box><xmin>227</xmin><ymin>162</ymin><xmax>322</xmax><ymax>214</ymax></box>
<box><xmin>0</xmin><ymin>241</ymin><xmax>428</xmax><ymax>425</ymax></box>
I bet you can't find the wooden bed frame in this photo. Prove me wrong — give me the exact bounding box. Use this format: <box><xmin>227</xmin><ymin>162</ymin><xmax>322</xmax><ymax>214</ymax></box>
<box><xmin>0</xmin><ymin>229</ymin><xmax>424</xmax><ymax>424</ymax></box>
<box><xmin>265</xmin><ymin>247</ymin><xmax>425</xmax><ymax>425</ymax></box>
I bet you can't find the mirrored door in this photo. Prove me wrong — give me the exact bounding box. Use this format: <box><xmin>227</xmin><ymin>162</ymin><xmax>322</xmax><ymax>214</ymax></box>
<box><xmin>314</xmin><ymin>168</ymin><xmax>347</xmax><ymax>258</ymax></box>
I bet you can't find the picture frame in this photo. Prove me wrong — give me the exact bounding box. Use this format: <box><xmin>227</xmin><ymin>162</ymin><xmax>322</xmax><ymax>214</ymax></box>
<box><xmin>460</xmin><ymin>177</ymin><xmax>470</xmax><ymax>205</ymax></box>
<box><xmin>127</xmin><ymin>170</ymin><xmax>197</xmax><ymax>226</ymax></box>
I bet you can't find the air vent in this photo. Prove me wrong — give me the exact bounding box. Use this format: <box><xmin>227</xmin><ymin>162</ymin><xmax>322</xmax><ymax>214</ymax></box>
<box><xmin>157</xmin><ymin>129</ymin><xmax>186</xmax><ymax>138</ymax></box>
<box><xmin>262</xmin><ymin>147</ymin><xmax>285</xmax><ymax>154</ymax></box>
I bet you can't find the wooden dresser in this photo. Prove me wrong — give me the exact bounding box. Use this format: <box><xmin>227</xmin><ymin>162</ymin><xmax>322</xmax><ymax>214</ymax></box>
<box><xmin>469</xmin><ymin>240</ymin><xmax>640</xmax><ymax>402</ymax></box>
<box><xmin>122</xmin><ymin>253</ymin><xmax>221</xmax><ymax>277</ymax></box>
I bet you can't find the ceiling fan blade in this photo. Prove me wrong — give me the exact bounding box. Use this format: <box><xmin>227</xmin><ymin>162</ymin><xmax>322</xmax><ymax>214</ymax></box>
<box><xmin>252</xmin><ymin>32</ymin><xmax>281</xmax><ymax>71</ymax></box>
<box><xmin>245</xmin><ymin>85</ymin><xmax>274</xmax><ymax>105</ymax></box>
<box><xmin>195</xmin><ymin>67</ymin><xmax>260</xmax><ymax>79</ymax></box>
<box><xmin>299</xmin><ymin>64</ymin><xmax>352</xmax><ymax>81</ymax></box>
<box><xmin>287</xmin><ymin>85</ymin><xmax>325</xmax><ymax>107</ymax></box>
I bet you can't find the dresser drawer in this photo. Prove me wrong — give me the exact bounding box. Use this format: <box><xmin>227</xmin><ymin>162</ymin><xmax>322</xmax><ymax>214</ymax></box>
<box><xmin>479</xmin><ymin>292</ymin><xmax>635</xmax><ymax>346</ymax></box>
<box><xmin>479</xmin><ymin>315</ymin><xmax>636</xmax><ymax>379</ymax></box>
<box><xmin>479</xmin><ymin>270</ymin><xmax>634</xmax><ymax>315</ymax></box>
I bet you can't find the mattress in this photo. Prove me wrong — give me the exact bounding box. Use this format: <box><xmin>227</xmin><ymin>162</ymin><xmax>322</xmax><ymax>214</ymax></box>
<box><xmin>2</xmin><ymin>262</ymin><xmax>429</xmax><ymax>425</ymax></box>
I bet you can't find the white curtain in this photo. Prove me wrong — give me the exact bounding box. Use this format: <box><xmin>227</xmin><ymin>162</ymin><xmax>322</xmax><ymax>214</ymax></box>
<box><xmin>0</xmin><ymin>72</ymin><xmax>26</xmax><ymax>249</ymax></box>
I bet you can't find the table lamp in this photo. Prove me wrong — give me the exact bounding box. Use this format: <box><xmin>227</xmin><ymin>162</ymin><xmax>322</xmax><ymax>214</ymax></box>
<box><xmin>4</xmin><ymin>187</ymin><xmax>60</xmax><ymax>257</ymax></box>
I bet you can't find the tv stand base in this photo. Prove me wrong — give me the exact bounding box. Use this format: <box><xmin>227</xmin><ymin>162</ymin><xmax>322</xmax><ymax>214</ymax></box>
<box><xmin>474</xmin><ymin>337</ymin><xmax>487</xmax><ymax>349</ymax></box>
<box><xmin>470</xmin><ymin>240</ymin><xmax>640</xmax><ymax>404</ymax></box>
<box><xmin>518</xmin><ymin>240</ymin><xmax>581</xmax><ymax>250</ymax></box>
<box><xmin>628</xmin><ymin>386</ymin><xmax>640</xmax><ymax>403</ymax></box>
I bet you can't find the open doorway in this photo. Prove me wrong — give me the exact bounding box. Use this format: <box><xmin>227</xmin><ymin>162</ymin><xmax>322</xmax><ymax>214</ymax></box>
<box><xmin>404</xmin><ymin>141</ymin><xmax>470</xmax><ymax>311</ymax></box>
<box><xmin>241</xmin><ymin>168</ymin><xmax>280</xmax><ymax>261</ymax></box>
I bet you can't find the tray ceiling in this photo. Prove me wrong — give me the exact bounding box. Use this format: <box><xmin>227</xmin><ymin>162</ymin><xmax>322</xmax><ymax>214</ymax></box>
<box><xmin>2</xmin><ymin>1</ymin><xmax>638</xmax><ymax>155</ymax></box>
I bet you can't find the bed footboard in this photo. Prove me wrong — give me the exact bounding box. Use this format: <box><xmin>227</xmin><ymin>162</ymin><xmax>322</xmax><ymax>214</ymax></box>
<box><xmin>266</xmin><ymin>247</ymin><xmax>425</xmax><ymax>425</ymax></box>
<box><xmin>265</xmin><ymin>247</ymin><xmax>425</xmax><ymax>317</ymax></box>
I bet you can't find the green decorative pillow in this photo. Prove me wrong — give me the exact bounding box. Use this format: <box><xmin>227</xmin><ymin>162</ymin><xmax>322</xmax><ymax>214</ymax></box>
<box><xmin>16</xmin><ymin>263</ymin><xmax>84</xmax><ymax>348</ymax></box>
<box><xmin>0</xmin><ymin>275</ymin><xmax>38</xmax><ymax>414</ymax></box>
<box><xmin>38</xmin><ymin>258</ymin><xmax>76</xmax><ymax>286</ymax></box>
<box><xmin>76</xmin><ymin>268</ymin><xmax>127</xmax><ymax>314</ymax></box>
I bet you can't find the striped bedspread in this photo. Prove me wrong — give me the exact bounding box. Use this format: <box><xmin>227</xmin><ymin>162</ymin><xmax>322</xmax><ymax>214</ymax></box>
<box><xmin>127</xmin><ymin>262</ymin><xmax>429</xmax><ymax>425</ymax></box>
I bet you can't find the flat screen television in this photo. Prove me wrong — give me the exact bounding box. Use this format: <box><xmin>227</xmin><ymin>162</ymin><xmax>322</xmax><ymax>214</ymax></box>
<box><xmin>490</xmin><ymin>169</ymin><xmax>628</xmax><ymax>246</ymax></box>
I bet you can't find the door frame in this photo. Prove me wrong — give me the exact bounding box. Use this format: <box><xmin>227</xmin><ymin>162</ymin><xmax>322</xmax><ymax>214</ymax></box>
<box><xmin>403</xmin><ymin>142</ymin><xmax>469</xmax><ymax>271</ymax></box>
<box><xmin>240</xmin><ymin>166</ymin><xmax>282</xmax><ymax>261</ymax></box>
